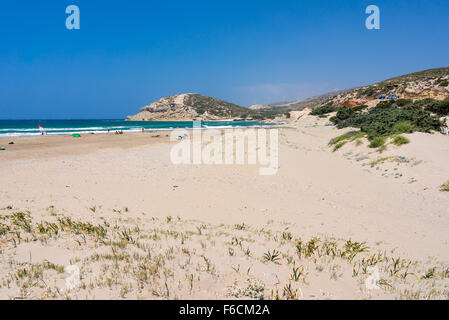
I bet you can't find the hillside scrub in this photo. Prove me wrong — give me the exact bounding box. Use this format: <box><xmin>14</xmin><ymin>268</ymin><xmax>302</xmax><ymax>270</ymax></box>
<box><xmin>330</xmin><ymin>99</ymin><xmax>443</xmax><ymax>138</ymax></box>
<box><xmin>393</xmin><ymin>121</ymin><xmax>414</xmax><ymax>134</ymax></box>
<box><xmin>423</xmin><ymin>99</ymin><xmax>449</xmax><ymax>116</ymax></box>
<box><xmin>310</xmin><ymin>103</ymin><xmax>337</xmax><ymax>115</ymax></box>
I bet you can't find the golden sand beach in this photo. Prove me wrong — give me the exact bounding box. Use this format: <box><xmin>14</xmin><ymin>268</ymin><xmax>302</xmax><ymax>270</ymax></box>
<box><xmin>1</xmin><ymin>114</ymin><xmax>449</xmax><ymax>299</ymax></box>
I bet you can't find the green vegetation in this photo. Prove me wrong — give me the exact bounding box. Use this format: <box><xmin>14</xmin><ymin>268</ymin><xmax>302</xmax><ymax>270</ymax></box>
<box><xmin>310</xmin><ymin>103</ymin><xmax>337</xmax><ymax>116</ymax></box>
<box><xmin>330</xmin><ymin>132</ymin><xmax>352</xmax><ymax>145</ymax></box>
<box><xmin>422</xmin><ymin>98</ymin><xmax>449</xmax><ymax>116</ymax></box>
<box><xmin>263</xmin><ymin>249</ymin><xmax>281</xmax><ymax>263</ymax></box>
<box><xmin>331</xmin><ymin>99</ymin><xmax>444</xmax><ymax>138</ymax></box>
<box><xmin>183</xmin><ymin>94</ymin><xmax>247</xmax><ymax>118</ymax></box>
<box><xmin>327</xmin><ymin>131</ymin><xmax>366</xmax><ymax>151</ymax></box>
<box><xmin>369</xmin><ymin>137</ymin><xmax>386</xmax><ymax>148</ymax></box>
<box><xmin>183</xmin><ymin>94</ymin><xmax>288</xmax><ymax>120</ymax></box>
<box><xmin>332</xmin><ymin>141</ymin><xmax>346</xmax><ymax>152</ymax></box>
<box><xmin>334</xmin><ymin>106</ymin><xmax>356</xmax><ymax>122</ymax></box>
<box><xmin>393</xmin><ymin>121</ymin><xmax>414</xmax><ymax>134</ymax></box>
<box><xmin>379</xmin><ymin>67</ymin><xmax>449</xmax><ymax>84</ymax></box>
<box><xmin>350</xmin><ymin>131</ymin><xmax>366</xmax><ymax>141</ymax></box>
<box><xmin>392</xmin><ymin>135</ymin><xmax>410</xmax><ymax>146</ymax></box>
<box><xmin>441</xmin><ymin>180</ymin><xmax>449</xmax><ymax>192</ymax></box>
<box><xmin>436</xmin><ymin>78</ymin><xmax>449</xmax><ymax>87</ymax></box>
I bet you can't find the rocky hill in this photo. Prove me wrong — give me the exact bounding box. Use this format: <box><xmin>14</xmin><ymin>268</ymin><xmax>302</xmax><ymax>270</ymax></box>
<box><xmin>265</xmin><ymin>68</ymin><xmax>449</xmax><ymax>112</ymax></box>
<box><xmin>328</xmin><ymin>67</ymin><xmax>449</xmax><ymax>106</ymax></box>
<box><xmin>126</xmin><ymin>93</ymin><xmax>255</xmax><ymax>121</ymax></box>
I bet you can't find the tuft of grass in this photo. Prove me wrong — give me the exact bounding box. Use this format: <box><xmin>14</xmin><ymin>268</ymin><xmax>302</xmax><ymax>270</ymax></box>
<box><xmin>263</xmin><ymin>249</ymin><xmax>281</xmax><ymax>263</ymax></box>
<box><xmin>332</xmin><ymin>141</ymin><xmax>346</xmax><ymax>152</ymax></box>
<box><xmin>330</xmin><ymin>131</ymin><xmax>365</xmax><ymax>151</ymax></box>
<box><xmin>392</xmin><ymin>135</ymin><xmax>410</xmax><ymax>146</ymax></box>
<box><xmin>369</xmin><ymin>156</ymin><xmax>394</xmax><ymax>167</ymax></box>
<box><xmin>290</xmin><ymin>266</ymin><xmax>304</xmax><ymax>281</ymax></box>
<box><xmin>350</xmin><ymin>131</ymin><xmax>366</xmax><ymax>141</ymax></box>
<box><xmin>330</xmin><ymin>133</ymin><xmax>350</xmax><ymax>145</ymax></box>
<box><xmin>369</xmin><ymin>136</ymin><xmax>386</xmax><ymax>148</ymax></box>
<box><xmin>440</xmin><ymin>180</ymin><xmax>449</xmax><ymax>192</ymax></box>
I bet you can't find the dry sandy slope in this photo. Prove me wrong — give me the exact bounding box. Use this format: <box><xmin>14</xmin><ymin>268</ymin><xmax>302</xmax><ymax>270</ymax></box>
<box><xmin>0</xmin><ymin>122</ymin><xmax>449</xmax><ymax>299</ymax></box>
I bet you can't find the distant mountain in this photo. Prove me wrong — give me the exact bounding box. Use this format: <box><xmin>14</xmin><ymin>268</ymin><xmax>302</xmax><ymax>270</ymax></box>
<box><xmin>126</xmin><ymin>93</ymin><xmax>255</xmax><ymax>121</ymax></box>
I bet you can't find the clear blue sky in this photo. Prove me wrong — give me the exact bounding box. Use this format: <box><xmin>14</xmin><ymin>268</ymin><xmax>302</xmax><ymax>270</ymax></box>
<box><xmin>1</xmin><ymin>0</ymin><xmax>448</xmax><ymax>119</ymax></box>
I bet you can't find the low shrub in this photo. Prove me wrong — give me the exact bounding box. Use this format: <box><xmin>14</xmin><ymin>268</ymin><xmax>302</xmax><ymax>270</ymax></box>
<box><xmin>334</xmin><ymin>99</ymin><xmax>442</xmax><ymax>138</ymax></box>
<box><xmin>369</xmin><ymin>136</ymin><xmax>386</xmax><ymax>148</ymax></box>
<box><xmin>393</xmin><ymin>121</ymin><xmax>414</xmax><ymax>134</ymax></box>
<box><xmin>392</xmin><ymin>135</ymin><xmax>410</xmax><ymax>146</ymax></box>
<box><xmin>395</xmin><ymin>99</ymin><xmax>413</xmax><ymax>107</ymax></box>
<box><xmin>310</xmin><ymin>104</ymin><xmax>337</xmax><ymax>115</ymax></box>
<box><xmin>425</xmin><ymin>99</ymin><xmax>449</xmax><ymax>115</ymax></box>
<box><xmin>352</xmin><ymin>105</ymin><xmax>369</xmax><ymax>113</ymax></box>
<box><xmin>436</xmin><ymin>78</ymin><xmax>449</xmax><ymax>87</ymax></box>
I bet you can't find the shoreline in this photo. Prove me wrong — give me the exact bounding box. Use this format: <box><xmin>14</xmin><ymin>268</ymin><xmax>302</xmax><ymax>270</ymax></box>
<box><xmin>0</xmin><ymin>120</ymin><xmax>282</xmax><ymax>139</ymax></box>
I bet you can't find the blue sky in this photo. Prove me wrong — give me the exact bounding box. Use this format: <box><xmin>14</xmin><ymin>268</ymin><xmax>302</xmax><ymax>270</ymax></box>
<box><xmin>0</xmin><ymin>0</ymin><xmax>448</xmax><ymax>119</ymax></box>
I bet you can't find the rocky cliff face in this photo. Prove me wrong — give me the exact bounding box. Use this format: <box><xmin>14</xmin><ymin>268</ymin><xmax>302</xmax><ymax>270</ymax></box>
<box><xmin>126</xmin><ymin>93</ymin><xmax>254</xmax><ymax>121</ymax></box>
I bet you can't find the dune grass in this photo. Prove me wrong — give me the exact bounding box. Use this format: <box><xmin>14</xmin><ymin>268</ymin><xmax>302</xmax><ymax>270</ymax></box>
<box><xmin>369</xmin><ymin>137</ymin><xmax>387</xmax><ymax>148</ymax></box>
<box><xmin>441</xmin><ymin>180</ymin><xmax>449</xmax><ymax>192</ymax></box>
<box><xmin>392</xmin><ymin>135</ymin><xmax>410</xmax><ymax>146</ymax></box>
<box><xmin>1</xmin><ymin>208</ymin><xmax>449</xmax><ymax>300</ymax></box>
<box><xmin>332</xmin><ymin>141</ymin><xmax>347</xmax><ymax>152</ymax></box>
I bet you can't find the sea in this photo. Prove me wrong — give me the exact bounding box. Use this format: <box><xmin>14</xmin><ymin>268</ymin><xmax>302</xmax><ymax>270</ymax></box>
<box><xmin>0</xmin><ymin>120</ymin><xmax>278</xmax><ymax>138</ymax></box>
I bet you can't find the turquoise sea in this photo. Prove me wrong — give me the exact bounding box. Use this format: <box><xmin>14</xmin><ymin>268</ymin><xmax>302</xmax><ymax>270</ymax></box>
<box><xmin>0</xmin><ymin>120</ymin><xmax>278</xmax><ymax>138</ymax></box>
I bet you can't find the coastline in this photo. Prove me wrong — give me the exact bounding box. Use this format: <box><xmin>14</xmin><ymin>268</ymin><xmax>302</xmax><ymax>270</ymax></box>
<box><xmin>0</xmin><ymin>119</ymin><xmax>280</xmax><ymax>139</ymax></box>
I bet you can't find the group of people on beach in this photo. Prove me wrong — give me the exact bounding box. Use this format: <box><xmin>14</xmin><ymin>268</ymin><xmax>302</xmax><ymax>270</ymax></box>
<box><xmin>106</xmin><ymin>128</ymin><xmax>150</xmax><ymax>134</ymax></box>
<box><xmin>107</xmin><ymin>129</ymin><xmax>124</xmax><ymax>134</ymax></box>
